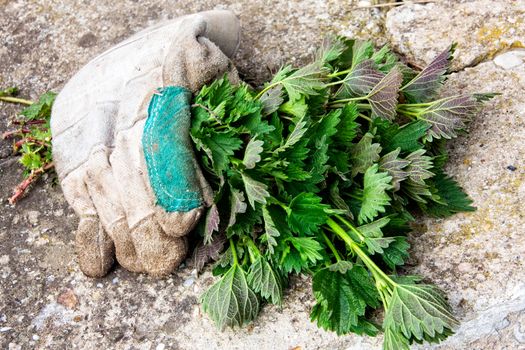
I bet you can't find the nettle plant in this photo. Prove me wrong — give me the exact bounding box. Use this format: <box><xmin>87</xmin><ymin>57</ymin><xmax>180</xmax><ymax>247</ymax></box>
<box><xmin>1</xmin><ymin>88</ymin><xmax>56</xmax><ymax>203</ymax></box>
<box><xmin>189</xmin><ymin>38</ymin><xmax>494</xmax><ymax>349</ymax></box>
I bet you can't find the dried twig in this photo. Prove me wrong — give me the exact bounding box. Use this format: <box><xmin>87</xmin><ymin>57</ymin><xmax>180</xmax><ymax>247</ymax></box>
<box><xmin>356</xmin><ymin>0</ymin><xmax>435</xmax><ymax>9</ymax></box>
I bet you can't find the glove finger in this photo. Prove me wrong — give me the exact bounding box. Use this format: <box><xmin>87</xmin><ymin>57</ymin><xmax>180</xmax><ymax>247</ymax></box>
<box><xmin>130</xmin><ymin>220</ymin><xmax>188</xmax><ymax>276</ymax></box>
<box><xmin>84</xmin><ymin>146</ymin><xmax>143</xmax><ymax>273</ymax></box>
<box><xmin>61</xmin><ymin>168</ymin><xmax>114</xmax><ymax>277</ymax></box>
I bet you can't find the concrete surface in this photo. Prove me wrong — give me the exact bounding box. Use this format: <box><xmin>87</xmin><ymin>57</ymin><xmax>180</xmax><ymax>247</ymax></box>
<box><xmin>1</xmin><ymin>0</ymin><xmax>524</xmax><ymax>349</ymax></box>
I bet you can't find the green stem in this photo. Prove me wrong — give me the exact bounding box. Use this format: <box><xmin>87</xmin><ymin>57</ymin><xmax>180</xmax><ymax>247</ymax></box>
<box><xmin>245</xmin><ymin>238</ymin><xmax>260</xmax><ymax>264</ymax></box>
<box><xmin>358</xmin><ymin>113</ymin><xmax>372</xmax><ymax>122</ymax></box>
<box><xmin>328</xmin><ymin>68</ymin><xmax>352</xmax><ymax>78</ymax></box>
<box><xmin>255</xmin><ymin>82</ymin><xmax>279</xmax><ymax>100</ymax></box>
<box><xmin>397</xmin><ymin>102</ymin><xmax>432</xmax><ymax>108</ymax></box>
<box><xmin>326</xmin><ymin>218</ymin><xmax>396</xmax><ymax>288</ymax></box>
<box><xmin>321</xmin><ymin>231</ymin><xmax>342</xmax><ymax>262</ymax></box>
<box><xmin>230</xmin><ymin>238</ymin><xmax>239</xmax><ymax>265</ymax></box>
<box><xmin>0</xmin><ymin>96</ymin><xmax>33</xmax><ymax>105</ymax></box>
<box><xmin>334</xmin><ymin>214</ymin><xmax>364</xmax><ymax>241</ymax></box>
<box><xmin>330</xmin><ymin>96</ymin><xmax>367</xmax><ymax>105</ymax></box>
<box><xmin>325</xmin><ymin>80</ymin><xmax>343</xmax><ymax>87</ymax></box>
<box><xmin>356</xmin><ymin>103</ymin><xmax>371</xmax><ymax>110</ymax></box>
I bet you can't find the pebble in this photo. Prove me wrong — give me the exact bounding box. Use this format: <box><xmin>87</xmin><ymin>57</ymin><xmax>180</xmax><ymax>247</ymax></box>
<box><xmin>494</xmin><ymin>52</ymin><xmax>523</xmax><ymax>70</ymax></box>
<box><xmin>112</xmin><ymin>277</ymin><xmax>119</xmax><ymax>284</ymax></box>
<box><xmin>0</xmin><ymin>255</ymin><xmax>9</xmax><ymax>265</ymax></box>
<box><xmin>0</xmin><ymin>326</ymin><xmax>13</xmax><ymax>332</ymax></box>
<box><xmin>183</xmin><ymin>278</ymin><xmax>194</xmax><ymax>287</ymax></box>
<box><xmin>96</xmin><ymin>283</ymin><xmax>103</xmax><ymax>288</ymax></box>
<box><xmin>32</xmin><ymin>335</ymin><xmax>40</xmax><ymax>341</ymax></box>
<box><xmin>357</xmin><ymin>0</ymin><xmax>371</xmax><ymax>7</ymax></box>
<box><xmin>507</xmin><ymin>165</ymin><xmax>517</xmax><ymax>171</ymax></box>
<box><xmin>156</xmin><ymin>344</ymin><xmax>165</xmax><ymax>350</ymax></box>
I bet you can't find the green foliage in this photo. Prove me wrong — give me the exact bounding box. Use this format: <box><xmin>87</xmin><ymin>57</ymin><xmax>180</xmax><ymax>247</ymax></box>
<box><xmin>1</xmin><ymin>90</ymin><xmax>57</xmax><ymax>204</ymax></box>
<box><xmin>189</xmin><ymin>37</ymin><xmax>494</xmax><ymax>349</ymax></box>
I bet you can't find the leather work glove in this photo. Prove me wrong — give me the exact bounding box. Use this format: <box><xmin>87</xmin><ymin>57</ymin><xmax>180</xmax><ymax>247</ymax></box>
<box><xmin>50</xmin><ymin>10</ymin><xmax>240</xmax><ymax>277</ymax></box>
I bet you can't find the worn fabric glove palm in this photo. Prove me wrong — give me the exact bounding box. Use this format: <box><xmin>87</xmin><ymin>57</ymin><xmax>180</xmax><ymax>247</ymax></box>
<box><xmin>51</xmin><ymin>10</ymin><xmax>240</xmax><ymax>277</ymax></box>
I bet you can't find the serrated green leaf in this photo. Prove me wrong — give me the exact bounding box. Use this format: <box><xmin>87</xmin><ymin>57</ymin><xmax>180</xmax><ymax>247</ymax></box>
<box><xmin>272</xmin><ymin>62</ymin><xmax>327</xmax><ymax>101</ymax></box>
<box><xmin>402</xmin><ymin>45</ymin><xmax>454</xmax><ymax>102</ymax></box>
<box><xmin>334</xmin><ymin>102</ymin><xmax>359</xmax><ymax>145</ymax></box>
<box><xmin>203</xmin><ymin>204</ymin><xmax>220</xmax><ymax>245</ymax></box>
<box><xmin>421</xmin><ymin>172</ymin><xmax>475</xmax><ymax>217</ymax></box>
<box><xmin>260</xmin><ymin>86</ymin><xmax>283</xmax><ymax>116</ymax></box>
<box><xmin>20</xmin><ymin>91</ymin><xmax>57</xmax><ymax>120</ymax></box>
<box><xmin>261</xmin><ymin>205</ymin><xmax>280</xmax><ymax>254</ymax></box>
<box><xmin>358</xmin><ymin>164</ymin><xmax>393</xmax><ymax>224</ymax></box>
<box><xmin>381</xmin><ymin>120</ymin><xmax>431</xmax><ymax>153</ymax></box>
<box><xmin>287</xmin><ymin>193</ymin><xmax>330</xmax><ymax>235</ymax></box>
<box><xmin>228</xmin><ymin>188</ymin><xmax>247</xmax><ymax>228</ymax></box>
<box><xmin>247</xmin><ymin>257</ymin><xmax>283</xmax><ymax>305</ymax></box>
<box><xmin>334</xmin><ymin>59</ymin><xmax>384</xmax><ymax>99</ymax></box>
<box><xmin>405</xmin><ymin>149</ymin><xmax>434</xmax><ymax>185</ymax></box>
<box><xmin>328</xmin><ymin>260</ymin><xmax>354</xmax><ymax>274</ymax></box>
<box><xmin>366</xmin><ymin>66</ymin><xmax>402</xmax><ymax>120</ymax></box>
<box><xmin>379</xmin><ymin>148</ymin><xmax>409</xmax><ymax>191</ymax></box>
<box><xmin>241</xmin><ymin>173</ymin><xmax>270</xmax><ymax>209</ymax></box>
<box><xmin>201</xmin><ymin>130</ymin><xmax>243</xmax><ymax>174</ymax></box>
<box><xmin>311</xmin><ymin>265</ymin><xmax>379</xmax><ymax>335</ymax></box>
<box><xmin>288</xmin><ymin>237</ymin><xmax>324</xmax><ymax>264</ymax></box>
<box><xmin>381</xmin><ymin>236</ymin><xmax>410</xmax><ymax>269</ymax></box>
<box><xmin>417</xmin><ymin>94</ymin><xmax>482</xmax><ymax>141</ymax></box>
<box><xmin>350</xmin><ymin>133</ymin><xmax>381</xmax><ymax>176</ymax></box>
<box><xmin>383</xmin><ymin>283</ymin><xmax>458</xmax><ymax>342</ymax></box>
<box><xmin>383</xmin><ymin>327</ymin><xmax>411</xmax><ymax>350</ymax></box>
<box><xmin>243</xmin><ymin>137</ymin><xmax>264</xmax><ymax>169</ymax></box>
<box><xmin>201</xmin><ymin>264</ymin><xmax>259</xmax><ymax>329</ymax></box>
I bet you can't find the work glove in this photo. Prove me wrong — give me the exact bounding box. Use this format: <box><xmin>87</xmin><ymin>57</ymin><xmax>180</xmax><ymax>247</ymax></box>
<box><xmin>50</xmin><ymin>10</ymin><xmax>240</xmax><ymax>277</ymax></box>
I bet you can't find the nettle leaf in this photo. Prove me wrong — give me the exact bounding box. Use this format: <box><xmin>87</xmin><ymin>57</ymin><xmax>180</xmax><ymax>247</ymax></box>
<box><xmin>201</xmin><ymin>264</ymin><xmax>259</xmax><ymax>329</ymax></box>
<box><xmin>358</xmin><ymin>164</ymin><xmax>393</xmax><ymax>224</ymax></box>
<box><xmin>202</xmin><ymin>130</ymin><xmax>243</xmax><ymax>173</ymax></box>
<box><xmin>405</xmin><ymin>149</ymin><xmax>434</xmax><ymax>185</ymax></box>
<box><xmin>242</xmin><ymin>173</ymin><xmax>270</xmax><ymax>208</ymax></box>
<box><xmin>247</xmin><ymin>257</ymin><xmax>283</xmax><ymax>305</ymax></box>
<box><xmin>287</xmin><ymin>193</ymin><xmax>330</xmax><ymax>235</ymax></box>
<box><xmin>357</xmin><ymin>217</ymin><xmax>390</xmax><ymax>239</ymax></box>
<box><xmin>228</xmin><ymin>189</ymin><xmax>248</xmax><ymax>228</ymax></box>
<box><xmin>277</xmin><ymin>117</ymin><xmax>308</xmax><ymax>152</ymax></box>
<box><xmin>402</xmin><ymin>45</ymin><xmax>454</xmax><ymax>102</ymax></box>
<box><xmin>366</xmin><ymin>66</ymin><xmax>402</xmax><ymax>120</ymax></box>
<box><xmin>334</xmin><ymin>60</ymin><xmax>384</xmax><ymax>98</ymax></box>
<box><xmin>310</xmin><ymin>265</ymin><xmax>379</xmax><ymax>335</ymax></box>
<box><xmin>403</xmin><ymin>180</ymin><xmax>433</xmax><ymax>203</ymax></box>
<box><xmin>20</xmin><ymin>91</ymin><xmax>57</xmax><ymax>120</ymax></box>
<box><xmin>192</xmin><ymin>233</ymin><xmax>227</xmax><ymax>272</ymax></box>
<box><xmin>243</xmin><ymin>138</ymin><xmax>264</xmax><ymax>169</ymax></box>
<box><xmin>380</xmin><ymin>120</ymin><xmax>430</xmax><ymax>154</ymax></box>
<box><xmin>334</xmin><ymin>102</ymin><xmax>359</xmax><ymax>145</ymax></box>
<box><xmin>421</xmin><ymin>172</ymin><xmax>475</xmax><ymax>217</ymax></box>
<box><xmin>351</xmin><ymin>41</ymin><xmax>374</xmax><ymax>67</ymax></box>
<box><xmin>418</xmin><ymin>94</ymin><xmax>481</xmax><ymax>142</ymax></box>
<box><xmin>317</xmin><ymin>36</ymin><xmax>347</xmax><ymax>64</ymax></box>
<box><xmin>358</xmin><ymin>217</ymin><xmax>394</xmax><ymax>254</ymax></box>
<box><xmin>262</xmin><ymin>206</ymin><xmax>280</xmax><ymax>254</ymax></box>
<box><xmin>381</xmin><ymin>236</ymin><xmax>410</xmax><ymax>269</ymax></box>
<box><xmin>288</xmin><ymin>237</ymin><xmax>324</xmax><ymax>264</ymax></box>
<box><xmin>383</xmin><ymin>283</ymin><xmax>459</xmax><ymax>342</ymax></box>
<box><xmin>273</xmin><ymin>62</ymin><xmax>327</xmax><ymax>101</ymax></box>
<box><xmin>350</xmin><ymin>133</ymin><xmax>381</xmax><ymax>176</ymax></box>
<box><xmin>379</xmin><ymin>148</ymin><xmax>410</xmax><ymax>191</ymax></box>
<box><xmin>260</xmin><ymin>86</ymin><xmax>283</xmax><ymax>116</ymax></box>
<box><xmin>383</xmin><ymin>327</ymin><xmax>411</xmax><ymax>350</ymax></box>
<box><xmin>204</xmin><ymin>204</ymin><xmax>220</xmax><ymax>245</ymax></box>
<box><xmin>328</xmin><ymin>260</ymin><xmax>354</xmax><ymax>274</ymax></box>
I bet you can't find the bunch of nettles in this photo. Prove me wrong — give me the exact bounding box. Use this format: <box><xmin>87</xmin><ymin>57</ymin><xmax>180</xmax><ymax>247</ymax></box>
<box><xmin>1</xmin><ymin>88</ymin><xmax>56</xmax><ymax>203</ymax></box>
<box><xmin>189</xmin><ymin>38</ymin><xmax>494</xmax><ymax>349</ymax></box>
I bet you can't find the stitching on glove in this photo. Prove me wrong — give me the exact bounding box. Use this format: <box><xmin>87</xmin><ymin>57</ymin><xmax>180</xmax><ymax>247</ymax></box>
<box><xmin>142</xmin><ymin>86</ymin><xmax>203</xmax><ymax>212</ymax></box>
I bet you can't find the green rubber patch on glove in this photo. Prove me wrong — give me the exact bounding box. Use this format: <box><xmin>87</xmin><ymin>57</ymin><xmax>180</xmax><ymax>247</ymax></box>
<box><xmin>143</xmin><ymin>86</ymin><xmax>202</xmax><ymax>212</ymax></box>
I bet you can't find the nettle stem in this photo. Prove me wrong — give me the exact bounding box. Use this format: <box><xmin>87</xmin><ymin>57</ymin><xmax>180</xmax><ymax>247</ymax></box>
<box><xmin>0</xmin><ymin>96</ymin><xmax>33</xmax><ymax>105</ymax></box>
<box><xmin>321</xmin><ymin>231</ymin><xmax>342</xmax><ymax>262</ymax></box>
<box><xmin>325</xmin><ymin>218</ymin><xmax>397</xmax><ymax>290</ymax></box>
<box><xmin>229</xmin><ymin>238</ymin><xmax>239</xmax><ymax>265</ymax></box>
